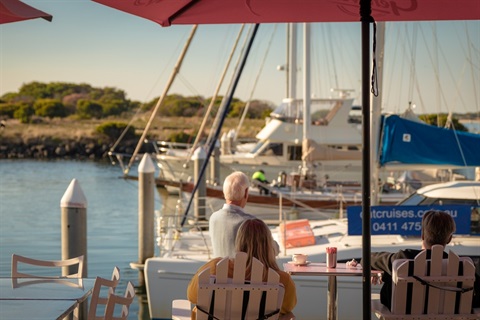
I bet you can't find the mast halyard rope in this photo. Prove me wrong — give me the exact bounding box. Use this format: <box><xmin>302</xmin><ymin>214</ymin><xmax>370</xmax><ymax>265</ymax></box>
<box><xmin>235</xmin><ymin>24</ymin><xmax>278</xmax><ymax>141</ymax></box>
<box><xmin>183</xmin><ymin>24</ymin><xmax>246</xmax><ymax>167</ymax></box>
<box><xmin>124</xmin><ymin>25</ymin><xmax>199</xmax><ymax>175</ymax></box>
<box><xmin>205</xmin><ymin>25</ymin><xmax>255</xmax><ymax>148</ymax></box>
<box><xmin>180</xmin><ymin>24</ymin><xmax>260</xmax><ymax>228</ymax></box>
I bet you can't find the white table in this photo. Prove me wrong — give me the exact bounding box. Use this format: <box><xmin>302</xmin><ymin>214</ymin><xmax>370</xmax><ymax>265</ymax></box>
<box><xmin>283</xmin><ymin>262</ymin><xmax>382</xmax><ymax>320</ymax></box>
<box><xmin>0</xmin><ymin>299</ymin><xmax>81</xmax><ymax>319</ymax></box>
<box><xmin>0</xmin><ymin>277</ymin><xmax>95</xmax><ymax>320</ymax></box>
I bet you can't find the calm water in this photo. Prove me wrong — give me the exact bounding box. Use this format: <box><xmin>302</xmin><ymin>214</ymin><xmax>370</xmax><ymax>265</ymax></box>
<box><xmin>0</xmin><ymin>159</ymin><xmax>172</xmax><ymax>319</ymax></box>
<box><xmin>464</xmin><ymin>122</ymin><xmax>480</xmax><ymax>134</ymax></box>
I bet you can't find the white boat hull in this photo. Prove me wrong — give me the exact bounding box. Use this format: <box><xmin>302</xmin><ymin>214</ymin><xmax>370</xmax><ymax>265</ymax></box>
<box><xmin>145</xmin><ymin>219</ymin><xmax>479</xmax><ymax>320</ymax></box>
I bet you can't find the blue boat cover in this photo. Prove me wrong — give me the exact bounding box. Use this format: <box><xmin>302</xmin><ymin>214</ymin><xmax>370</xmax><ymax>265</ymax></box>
<box><xmin>379</xmin><ymin>115</ymin><xmax>480</xmax><ymax>167</ymax></box>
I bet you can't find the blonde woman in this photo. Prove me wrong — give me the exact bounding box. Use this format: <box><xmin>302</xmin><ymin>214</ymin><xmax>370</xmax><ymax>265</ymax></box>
<box><xmin>188</xmin><ymin>218</ymin><xmax>297</xmax><ymax>319</ymax></box>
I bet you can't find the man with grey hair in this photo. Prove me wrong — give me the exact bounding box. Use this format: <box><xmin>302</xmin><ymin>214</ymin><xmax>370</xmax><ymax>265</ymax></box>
<box><xmin>209</xmin><ymin>171</ymin><xmax>256</xmax><ymax>257</ymax></box>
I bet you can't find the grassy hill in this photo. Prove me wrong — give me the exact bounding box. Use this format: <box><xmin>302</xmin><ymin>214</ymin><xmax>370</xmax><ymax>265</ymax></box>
<box><xmin>0</xmin><ymin>115</ymin><xmax>265</xmax><ymax>143</ymax></box>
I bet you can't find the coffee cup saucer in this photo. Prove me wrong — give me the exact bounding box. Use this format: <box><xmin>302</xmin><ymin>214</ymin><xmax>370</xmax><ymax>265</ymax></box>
<box><xmin>288</xmin><ymin>260</ymin><xmax>310</xmax><ymax>266</ymax></box>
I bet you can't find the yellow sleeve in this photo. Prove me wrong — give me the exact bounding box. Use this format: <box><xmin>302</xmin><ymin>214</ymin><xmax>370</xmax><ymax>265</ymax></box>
<box><xmin>279</xmin><ymin>271</ymin><xmax>297</xmax><ymax>314</ymax></box>
<box><xmin>187</xmin><ymin>258</ymin><xmax>221</xmax><ymax>303</ymax></box>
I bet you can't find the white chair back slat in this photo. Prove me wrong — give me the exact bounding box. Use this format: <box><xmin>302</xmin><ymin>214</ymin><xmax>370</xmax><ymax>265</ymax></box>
<box><xmin>265</xmin><ymin>268</ymin><xmax>281</xmax><ymax>315</ymax></box>
<box><xmin>411</xmin><ymin>250</ymin><xmax>427</xmax><ymax>315</ymax></box>
<box><xmin>231</xmin><ymin>252</ymin><xmax>247</xmax><ymax>319</ymax></box>
<box><xmin>443</xmin><ymin>251</ymin><xmax>460</xmax><ymax>314</ymax></box>
<box><xmin>391</xmin><ymin>259</ymin><xmax>409</xmax><ymax>314</ymax></box>
<box><xmin>458</xmin><ymin>257</ymin><xmax>476</xmax><ymax>314</ymax></box>
<box><xmin>215</xmin><ymin>257</ymin><xmax>230</xmax><ymax>319</ymax></box>
<box><xmin>373</xmin><ymin>245</ymin><xmax>477</xmax><ymax>320</ymax></box>
<box><xmin>427</xmin><ymin>246</ymin><xmax>444</xmax><ymax>314</ymax></box>
<box><xmin>246</xmin><ymin>258</ymin><xmax>264</xmax><ymax>319</ymax></box>
<box><xmin>103</xmin><ymin>281</ymin><xmax>135</xmax><ymax>320</ymax></box>
<box><xmin>88</xmin><ymin>266</ymin><xmax>120</xmax><ymax>320</ymax></box>
<box><xmin>197</xmin><ymin>267</ymin><xmax>214</xmax><ymax>320</ymax></box>
<box><xmin>12</xmin><ymin>254</ymin><xmax>85</xmax><ymax>278</ymax></box>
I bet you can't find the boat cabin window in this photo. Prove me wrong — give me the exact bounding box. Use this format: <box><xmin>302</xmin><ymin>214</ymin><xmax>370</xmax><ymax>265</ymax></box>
<box><xmin>287</xmin><ymin>146</ymin><xmax>302</xmax><ymax>161</ymax></box>
<box><xmin>311</xmin><ymin>109</ymin><xmax>330</xmax><ymax>125</ymax></box>
<box><xmin>399</xmin><ymin>194</ymin><xmax>479</xmax><ymax>207</ymax></box>
<box><xmin>259</xmin><ymin>143</ymin><xmax>283</xmax><ymax>156</ymax></box>
<box><xmin>270</xmin><ymin>99</ymin><xmax>348</xmax><ymax>123</ymax></box>
<box><xmin>250</xmin><ymin>141</ymin><xmax>266</xmax><ymax>154</ymax></box>
<box><xmin>348</xmin><ymin>105</ymin><xmax>362</xmax><ymax>124</ymax></box>
<box><xmin>270</xmin><ymin>100</ymin><xmax>302</xmax><ymax>122</ymax></box>
<box><xmin>398</xmin><ymin>194</ymin><xmax>426</xmax><ymax>206</ymax></box>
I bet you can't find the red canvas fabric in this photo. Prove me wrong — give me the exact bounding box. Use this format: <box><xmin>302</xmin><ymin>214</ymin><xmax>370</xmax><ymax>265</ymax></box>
<box><xmin>0</xmin><ymin>0</ymin><xmax>52</xmax><ymax>24</ymax></box>
<box><xmin>93</xmin><ymin>0</ymin><xmax>479</xmax><ymax>27</ymax></box>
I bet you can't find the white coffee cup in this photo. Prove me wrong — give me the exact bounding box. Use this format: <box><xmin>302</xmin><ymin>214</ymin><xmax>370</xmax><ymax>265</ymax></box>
<box><xmin>292</xmin><ymin>253</ymin><xmax>308</xmax><ymax>264</ymax></box>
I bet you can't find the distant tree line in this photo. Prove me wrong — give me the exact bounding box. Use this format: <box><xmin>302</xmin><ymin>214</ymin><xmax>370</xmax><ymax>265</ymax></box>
<box><xmin>0</xmin><ymin>81</ymin><xmax>274</xmax><ymax>123</ymax></box>
<box><xmin>0</xmin><ymin>81</ymin><xmax>474</xmax><ymax>133</ymax></box>
<box><xmin>419</xmin><ymin>114</ymin><xmax>468</xmax><ymax>132</ymax></box>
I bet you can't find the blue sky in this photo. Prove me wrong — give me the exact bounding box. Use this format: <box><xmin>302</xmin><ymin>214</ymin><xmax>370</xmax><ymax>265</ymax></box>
<box><xmin>1</xmin><ymin>1</ymin><xmax>479</xmax><ymax>115</ymax></box>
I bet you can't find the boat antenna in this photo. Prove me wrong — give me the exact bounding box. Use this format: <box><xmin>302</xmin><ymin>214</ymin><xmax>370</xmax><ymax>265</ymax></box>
<box><xmin>180</xmin><ymin>24</ymin><xmax>260</xmax><ymax>228</ymax></box>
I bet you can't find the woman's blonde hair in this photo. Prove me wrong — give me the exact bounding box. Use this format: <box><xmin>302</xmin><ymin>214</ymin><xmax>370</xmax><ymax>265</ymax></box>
<box><xmin>235</xmin><ymin>218</ymin><xmax>280</xmax><ymax>280</ymax></box>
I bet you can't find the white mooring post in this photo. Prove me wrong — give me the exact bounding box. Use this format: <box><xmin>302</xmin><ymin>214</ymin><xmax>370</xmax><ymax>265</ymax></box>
<box><xmin>136</xmin><ymin>153</ymin><xmax>155</xmax><ymax>287</ymax></box>
<box><xmin>210</xmin><ymin>140</ymin><xmax>220</xmax><ymax>186</ymax></box>
<box><xmin>60</xmin><ymin>179</ymin><xmax>88</xmax><ymax>320</ymax></box>
<box><xmin>192</xmin><ymin>147</ymin><xmax>206</xmax><ymax>222</ymax></box>
<box><xmin>60</xmin><ymin>178</ymin><xmax>87</xmax><ymax>277</ymax></box>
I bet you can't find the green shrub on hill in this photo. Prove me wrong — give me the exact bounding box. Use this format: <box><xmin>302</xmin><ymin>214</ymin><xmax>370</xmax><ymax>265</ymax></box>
<box><xmin>77</xmin><ymin>100</ymin><xmax>103</xmax><ymax>119</ymax></box>
<box><xmin>34</xmin><ymin>99</ymin><xmax>69</xmax><ymax>119</ymax></box>
<box><xmin>168</xmin><ymin>131</ymin><xmax>195</xmax><ymax>143</ymax></box>
<box><xmin>14</xmin><ymin>105</ymin><xmax>35</xmax><ymax>123</ymax></box>
<box><xmin>0</xmin><ymin>103</ymin><xmax>18</xmax><ymax>118</ymax></box>
<box><xmin>96</xmin><ymin>122</ymin><xmax>136</xmax><ymax>141</ymax></box>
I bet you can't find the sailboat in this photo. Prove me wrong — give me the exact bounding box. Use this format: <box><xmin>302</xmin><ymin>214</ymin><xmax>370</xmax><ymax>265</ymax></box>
<box><xmin>157</xmin><ymin>103</ymin><xmax>480</xmax><ymax>221</ymax></box>
<box><xmin>150</xmin><ymin>23</ymin><xmax>368</xmax><ymax>190</ymax></box>
<box><xmin>152</xmin><ymin>22</ymin><xmax>480</xmax><ymax>219</ymax></box>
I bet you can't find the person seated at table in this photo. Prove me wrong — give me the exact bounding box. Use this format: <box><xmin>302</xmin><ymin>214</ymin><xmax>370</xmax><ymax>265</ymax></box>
<box><xmin>187</xmin><ymin>218</ymin><xmax>297</xmax><ymax>319</ymax></box>
<box><xmin>347</xmin><ymin>210</ymin><xmax>461</xmax><ymax>310</ymax></box>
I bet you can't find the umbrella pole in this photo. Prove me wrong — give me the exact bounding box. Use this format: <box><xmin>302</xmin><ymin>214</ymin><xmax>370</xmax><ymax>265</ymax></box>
<box><xmin>361</xmin><ymin>1</ymin><xmax>373</xmax><ymax>320</ymax></box>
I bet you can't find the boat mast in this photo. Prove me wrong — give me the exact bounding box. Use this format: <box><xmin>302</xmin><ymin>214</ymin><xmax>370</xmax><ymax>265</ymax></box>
<box><xmin>302</xmin><ymin>23</ymin><xmax>311</xmax><ymax>175</ymax></box>
<box><xmin>125</xmin><ymin>25</ymin><xmax>198</xmax><ymax>174</ymax></box>
<box><xmin>371</xmin><ymin>22</ymin><xmax>385</xmax><ymax>205</ymax></box>
<box><xmin>289</xmin><ymin>23</ymin><xmax>297</xmax><ymax>100</ymax></box>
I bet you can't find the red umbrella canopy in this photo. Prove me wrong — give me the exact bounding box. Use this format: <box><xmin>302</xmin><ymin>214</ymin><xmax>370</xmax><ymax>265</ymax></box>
<box><xmin>0</xmin><ymin>0</ymin><xmax>52</xmax><ymax>24</ymax></box>
<box><xmin>93</xmin><ymin>0</ymin><xmax>479</xmax><ymax>26</ymax></box>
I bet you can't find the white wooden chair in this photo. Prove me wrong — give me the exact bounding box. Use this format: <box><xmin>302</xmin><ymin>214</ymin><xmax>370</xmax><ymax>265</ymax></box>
<box><xmin>372</xmin><ymin>244</ymin><xmax>479</xmax><ymax>319</ymax></box>
<box><xmin>172</xmin><ymin>251</ymin><xmax>285</xmax><ymax>320</ymax></box>
<box><xmin>88</xmin><ymin>266</ymin><xmax>121</xmax><ymax>320</ymax></box>
<box><xmin>12</xmin><ymin>254</ymin><xmax>86</xmax><ymax>319</ymax></box>
<box><xmin>103</xmin><ymin>281</ymin><xmax>136</xmax><ymax>320</ymax></box>
<box><xmin>12</xmin><ymin>254</ymin><xmax>85</xmax><ymax>278</ymax></box>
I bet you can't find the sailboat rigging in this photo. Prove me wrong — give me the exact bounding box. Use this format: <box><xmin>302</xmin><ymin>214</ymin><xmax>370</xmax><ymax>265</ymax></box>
<box><xmin>180</xmin><ymin>24</ymin><xmax>260</xmax><ymax>227</ymax></box>
<box><xmin>122</xmin><ymin>25</ymin><xmax>199</xmax><ymax>175</ymax></box>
